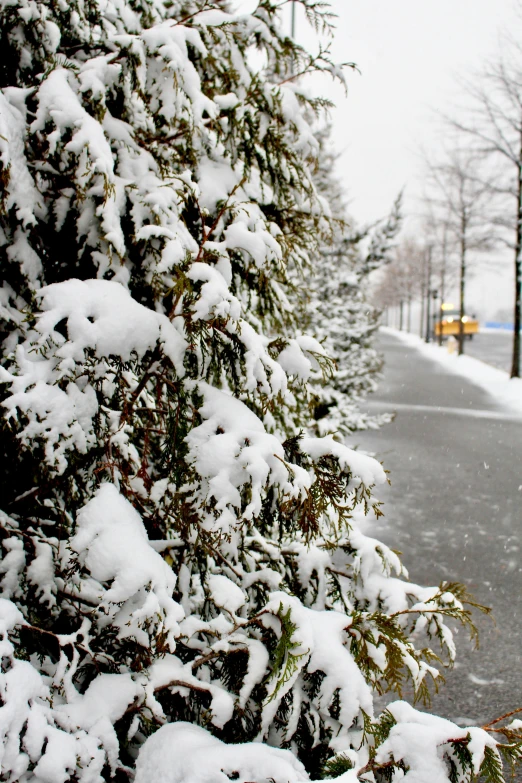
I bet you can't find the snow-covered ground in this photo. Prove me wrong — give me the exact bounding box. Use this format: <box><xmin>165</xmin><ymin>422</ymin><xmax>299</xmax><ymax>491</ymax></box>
<box><xmin>381</xmin><ymin>326</ymin><xmax>522</xmax><ymax>415</ymax></box>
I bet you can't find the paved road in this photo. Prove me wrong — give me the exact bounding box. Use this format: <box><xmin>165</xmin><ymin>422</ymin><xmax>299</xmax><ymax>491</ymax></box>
<box><xmin>357</xmin><ymin>331</ymin><xmax>522</xmax><ymax>730</ymax></box>
<box><xmin>466</xmin><ymin>331</ymin><xmax>515</xmax><ymax>374</ymax></box>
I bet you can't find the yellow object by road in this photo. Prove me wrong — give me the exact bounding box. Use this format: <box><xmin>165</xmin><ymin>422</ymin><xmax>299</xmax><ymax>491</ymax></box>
<box><xmin>434</xmin><ymin>306</ymin><xmax>479</xmax><ymax>339</ymax></box>
<box><xmin>446</xmin><ymin>336</ymin><xmax>457</xmax><ymax>354</ymax></box>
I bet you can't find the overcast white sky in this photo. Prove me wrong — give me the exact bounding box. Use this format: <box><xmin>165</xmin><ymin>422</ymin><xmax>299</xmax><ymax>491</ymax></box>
<box><xmin>290</xmin><ymin>0</ymin><xmax>521</xmax><ymax>318</ymax></box>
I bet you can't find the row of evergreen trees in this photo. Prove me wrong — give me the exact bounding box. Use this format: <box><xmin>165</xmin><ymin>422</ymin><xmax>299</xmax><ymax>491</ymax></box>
<box><xmin>0</xmin><ymin>1</ymin><xmax>520</xmax><ymax>781</ymax></box>
<box><xmin>308</xmin><ymin>127</ymin><xmax>402</xmax><ymax>435</ymax></box>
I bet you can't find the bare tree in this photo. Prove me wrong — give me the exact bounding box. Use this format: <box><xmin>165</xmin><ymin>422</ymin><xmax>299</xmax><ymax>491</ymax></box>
<box><xmin>394</xmin><ymin>238</ymin><xmax>423</xmax><ymax>332</ymax></box>
<box><xmin>433</xmin><ymin>220</ymin><xmax>456</xmax><ymax>344</ymax></box>
<box><xmin>449</xmin><ymin>50</ymin><xmax>522</xmax><ymax>375</ymax></box>
<box><xmin>373</xmin><ymin>263</ymin><xmax>404</xmax><ymax>329</ymax></box>
<box><xmin>421</xmin><ymin>209</ymin><xmax>458</xmax><ymax>344</ymax></box>
<box><xmin>425</xmin><ymin>146</ymin><xmax>496</xmax><ymax>355</ymax></box>
<box><xmin>373</xmin><ymin>237</ymin><xmax>429</xmax><ymax>334</ymax></box>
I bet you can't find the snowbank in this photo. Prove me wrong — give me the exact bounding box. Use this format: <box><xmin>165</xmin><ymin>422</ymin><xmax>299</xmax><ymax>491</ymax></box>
<box><xmin>382</xmin><ymin>327</ymin><xmax>522</xmax><ymax>414</ymax></box>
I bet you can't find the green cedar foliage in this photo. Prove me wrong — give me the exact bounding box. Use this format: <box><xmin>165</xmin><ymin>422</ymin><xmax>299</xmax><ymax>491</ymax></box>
<box><xmin>0</xmin><ymin>1</ymin><xmax>519</xmax><ymax>782</ymax></box>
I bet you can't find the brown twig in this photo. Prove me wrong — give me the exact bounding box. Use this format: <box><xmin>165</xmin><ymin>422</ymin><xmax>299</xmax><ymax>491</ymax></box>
<box><xmin>356</xmin><ymin>758</ymin><xmax>398</xmax><ymax>780</ymax></box>
<box><xmin>120</xmin><ymin>349</ymin><xmax>163</xmax><ymax>425</ymax></box>
<box><xmin>391</xmin><ymin>607</ymin><xmax>457</xmax><ymax>618</ymax></box>
<box><xmin>174</xmin><ymin>0</ymin><xmax>227</xmax><ymax>28</ymax></box>
<box><xmin>192</xmin><ymin>177</ymin><xmax>247</xmax><ymax>266</ymax></box>
<box><xmin>483</xmin><ymin>707</ymin><xmax>522</xmax><ymax>730</ymax></box>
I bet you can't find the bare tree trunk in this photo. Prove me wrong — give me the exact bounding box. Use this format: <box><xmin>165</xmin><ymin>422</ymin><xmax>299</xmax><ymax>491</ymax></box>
<box><xmin>407</xmin><ymin>296</ymin><xmax>412</xmax><ymax>332</ymax></box>
<box><xmin>399</xmin><ymin>300</ymin><xmax>404</xmax><ymax>331</ymax></box>
<box><xmin>513</xmin><ymin>253</ymin><xmax>521</xmax><ymax>377</ymax></box>
<box><xmin>438</xmin><ymin>270</ymin><xmax>445</xmax><ymax>347</ymax></box>
<box><xmin>438</xmin><ymin>235</ymin><xmax>447</xmax><ymax>346</ymax></box>
<box><xmin>425</xmin><ymin>246</ymin><xmax>432</xmax><ymax>342</ymax></box>
<box><xmin>511</xmin><ymin>156</ymin><xmax>522</xmax><ymax>377</ymax></box>
<box><xmin>419</xmin><ymin>284</ymin><xmax>425</xmax><ymax>338</ymax></box>
<box><xmin>458</xmin><ymin>222</ymin><xmax>466</xmax><ymax>356</ymax></box>
<box><xmin>458</xmin><ymin>266</ymin><xmax>465</xmax><ymax>354</ymax></box>
<box><xmin>425</xmin><ymin>290</ymin><xmax>431</xmax><ymax>342</ymax></box>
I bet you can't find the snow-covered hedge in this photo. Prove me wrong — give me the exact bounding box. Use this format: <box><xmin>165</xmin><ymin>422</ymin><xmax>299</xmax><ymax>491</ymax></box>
<box><xmin>0</xmin><ymin>1</ymin><xmax>519</xmax><ymax>782</ymax></box>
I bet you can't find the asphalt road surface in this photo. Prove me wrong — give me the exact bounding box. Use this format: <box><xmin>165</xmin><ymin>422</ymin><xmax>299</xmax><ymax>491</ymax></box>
<box><xmin>358</xmin><ymin>330</ymin><xmax>522</xmax><ymax>731</ymax></box>
<box><xmin>465</xmin><ymin>331</ymin><xmax>515</xmax><ymax>374</ymax></box>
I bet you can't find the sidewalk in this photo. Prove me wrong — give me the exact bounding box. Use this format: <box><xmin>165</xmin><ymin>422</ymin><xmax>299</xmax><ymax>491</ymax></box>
<box><xmin>381</xmin><ymin>327</ymin><xmax>522</xmax><ymax>414</ymax></box>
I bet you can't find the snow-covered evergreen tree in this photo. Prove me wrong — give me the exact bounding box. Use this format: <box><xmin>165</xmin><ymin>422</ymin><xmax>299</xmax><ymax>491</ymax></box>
<box><xmin>0</xmin><ymin>1</ymin><xmax>520</xmax><ymax>782</ymax></box>
<box><xmin>309</xmin><ymin>129</ymin><xmax>401</xmax><ymax>436</ymax></box>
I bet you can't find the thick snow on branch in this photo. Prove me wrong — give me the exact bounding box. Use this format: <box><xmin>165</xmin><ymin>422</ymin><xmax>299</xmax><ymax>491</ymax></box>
<box><xmin>1</xmin><ymin>280</ymin><xmax>186</xmax><ymax>472</ymax></box>
<box><xmin>134</xmin><ymin>722</ymin><xmax>309</xmax><ymax>783</ymax></box>
<box><xmin>0</xmin><ymin>93</ymin><xmax>41</xmax><ymax>233</ymax></box>
<box><xmin>300</xmin><ymin>435</ymin><xmax>387</xmax><ymax>487</ymax></box>
<box><xmin>36</xmin><ymin>279</ymin><xmax>187</xmax><ymax>369</ymax></box>
<box><xmin>133</xmin><ymin>707</ymin><xmax>501</xmax><ymax>783</ymax></box>
<box><xmin>186</xmin><ymin>382</ymin><xmax>310</xmax><ymax>522</ymax></box>
<box><xmin>68</xmin><ymin>484</ymin><xmax>184</xmax><ymax>649</ymax></box>
<box><xmin>0</xmin><ymin>474</ymin><xmax>497</xmax><ymax>783</ymax></box>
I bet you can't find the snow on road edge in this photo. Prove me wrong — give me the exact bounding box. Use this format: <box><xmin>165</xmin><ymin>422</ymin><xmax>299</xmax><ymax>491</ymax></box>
<box><xmin>381</xmin><ymin>326</ymin><xmax>522</xmax><ymax>415</ymax></box>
